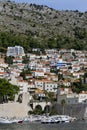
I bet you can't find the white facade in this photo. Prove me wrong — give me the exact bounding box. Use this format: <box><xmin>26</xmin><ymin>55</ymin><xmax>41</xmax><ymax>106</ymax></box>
<box><xmin>0</xmin><ymin>67</ymin><xmax>4</xmax><ymax>72</ymax></box>
<box><xmin>32</xmin><ymin>70</ymin><xmax>44</xmax><ymax>77</ymax></box>
<box><xmin>78</xmin><ymin>93</ymin><xmax>87</xmax><ymax>103</ymax></box>
<box><xmin>44</xmin><ymin>81</ymin><xmax>58</xmax><ymax>93</ymax></box>
<box><xmin>0</xmin><ymin>63</ymin><xmax>8</xmax><ymax>68</ymax></box>
<box><xmin>18</xmin><ymin>81</ymin><xmax>29</xmax><ymax>93</ymax></box>
<box><xmin>34</xmin><ymin>80</ymin><xmax>44</xmax><ymax>90</ymax></box>
<box><xmin>7</xmin><ymin>46</ymin><xmax>25</xmax><ymax>57</ymax></box>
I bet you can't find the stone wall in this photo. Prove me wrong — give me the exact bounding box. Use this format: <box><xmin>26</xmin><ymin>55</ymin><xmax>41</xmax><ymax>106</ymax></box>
<box><xmin>0</xmin><ymin>93</ymin><xmax>32</xmax><ymax>118</ymax></box>
<box><xmin>52</xmin><ymin>103</ymin><xmax>87</xmax><ymax>120</ymax></box>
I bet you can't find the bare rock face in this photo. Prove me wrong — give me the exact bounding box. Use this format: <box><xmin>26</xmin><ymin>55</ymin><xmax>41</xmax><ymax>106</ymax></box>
<box><xmin>0</xmin><ymin>0</ymin><xmax>87</xmax><ymax>38</ymax></box>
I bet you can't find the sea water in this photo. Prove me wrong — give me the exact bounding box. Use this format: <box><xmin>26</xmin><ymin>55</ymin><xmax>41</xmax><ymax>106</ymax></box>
<box><xmin>0</xmin><ymin>121</ymin><xmax>87</xmax><ymax>130</ymax></box>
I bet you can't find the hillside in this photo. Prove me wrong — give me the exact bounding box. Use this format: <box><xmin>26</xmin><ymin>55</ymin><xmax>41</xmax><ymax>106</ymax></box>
<box><xmin>0</xmin><ymin>0</ymin><xmax>87</xmax><ymax>51</ymax></box>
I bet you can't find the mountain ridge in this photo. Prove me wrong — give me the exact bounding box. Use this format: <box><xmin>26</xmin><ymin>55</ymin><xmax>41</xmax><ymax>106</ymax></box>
<box><xmin>0</xmin><ymin>0</ymin><xmax>87</xmax><ymax>51</ymax></box>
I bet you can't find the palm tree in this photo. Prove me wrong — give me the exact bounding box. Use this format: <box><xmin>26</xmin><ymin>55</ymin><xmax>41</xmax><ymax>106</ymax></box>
<box><xmin>61</xmin><ymin>99</ymin><xmax>66</xmax><ymax>115</ymax></box>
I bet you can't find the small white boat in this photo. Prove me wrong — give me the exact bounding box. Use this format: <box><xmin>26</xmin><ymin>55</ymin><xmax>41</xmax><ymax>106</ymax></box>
<box><xmin>41</xmin><ymin>115</ymin><xmax>77</xmax><ymax>124</ymax></box>
<box><xmin>0</xmin><ymin>118</ymin><xmax>12</xmax><ymax>124</ymax></box>
<box><xmin>0</xmin><ymin>118</ymin><xmax>23</xmax><ymax>124</ymax></box>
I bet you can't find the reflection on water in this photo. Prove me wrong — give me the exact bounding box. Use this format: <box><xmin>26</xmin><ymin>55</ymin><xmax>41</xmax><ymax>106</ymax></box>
<box><xmin>0</xmin><ymin>121</ymin><xmax>87</xmax><ymax>130</ymax></box>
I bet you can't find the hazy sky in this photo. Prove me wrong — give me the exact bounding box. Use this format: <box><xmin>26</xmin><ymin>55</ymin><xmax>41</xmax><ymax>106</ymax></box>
<box><xmin>13</xmin><ymin>0</ymin><xmax>87</xmax><ymax>12</ymax></box>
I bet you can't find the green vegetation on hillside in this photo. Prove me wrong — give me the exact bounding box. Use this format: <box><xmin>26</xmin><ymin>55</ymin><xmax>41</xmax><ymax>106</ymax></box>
<box><xmin>0</xmin><ymin>30</ymin><xmax>87</xmax><ymax>53</ymax></box>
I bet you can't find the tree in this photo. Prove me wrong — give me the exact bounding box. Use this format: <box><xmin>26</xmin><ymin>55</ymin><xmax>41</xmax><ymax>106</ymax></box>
<box><xmin>33</xmin><ymin>105</ymin><xmax>42</xmax><ymax>115</ymax></box>
<box><xmin>83</xmin><ymin>72</ymin><xmax>87</xmax><ymax>83</ymax></box>
<box><xmin>48</xmin><ymin>92</ymin><xmax>55</xmax><ymax>102</ymax></box>
<box><xmin>20</xmin><ymin>69</ymin><xmax>31</xmax><ymax>80</ymax></box>
<box><xmin>0</xmin><ymin>78</ymin><xmax>19</xmax><ymax>102</ymax></box>
<box><xmin>22</xmin><ymin>55</ymin><xmax>29</xmax><ymax>64</ymax></box>
<box><xmin>5</xmin><ymin>56</ymin><xmax>13</xmax><ymax>65</ymax></box>
<box><xmin>71</xmin><ymin>79</ymin><xmax>87</xmax><ymax>93</ymax></box>
<box><xmin>61</xmin><ymin>99</ymin><xmax>66</xmax><ymax>115</ymax></box>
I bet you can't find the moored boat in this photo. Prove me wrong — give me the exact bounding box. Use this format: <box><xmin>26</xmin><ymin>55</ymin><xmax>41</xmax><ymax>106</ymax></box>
<box><xmin>0</xmin><ymin>118</ymin><xmax>12</xmax><ymax>124</ymax></box>
<box><xmin>41</xmin><ymin>115</ymin><xmax>77</xmax><ymax>124</ymax></box>
<box><xmin>0</xmin><ymin>117</ymin><xmax>23</xmax><ymax>124</ymax></box>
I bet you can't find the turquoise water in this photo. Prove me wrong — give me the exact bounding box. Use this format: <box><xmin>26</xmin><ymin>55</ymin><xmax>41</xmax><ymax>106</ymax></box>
<box><xmin>0</xmin><ymin>121</ymin><xmax>87</xmax><ymax>130</ymax></box>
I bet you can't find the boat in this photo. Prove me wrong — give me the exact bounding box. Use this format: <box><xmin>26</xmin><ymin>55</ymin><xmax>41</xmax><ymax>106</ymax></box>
<box><xmin>18</xmin><ymin>120</ymin><xmax>23</xmax><ymax>124</ymax></box>
<box><xmin>41</xmin><ymin>115</ymin><xmax>77</xmax><ymax>124</ymax></box>
<box><xmin>0</xmin><ymin>118</ymin><xmax>12</xmax><ymax>124</ymax></box>
<box><xmin>0</xmin><ymin>117</ymin><xmax>23</xmax><ymax>124</ymax></box>
<box><xmin>41</xmin><ymin>116</ymin><xmax>61</xmax><ymax>124</ymax></box>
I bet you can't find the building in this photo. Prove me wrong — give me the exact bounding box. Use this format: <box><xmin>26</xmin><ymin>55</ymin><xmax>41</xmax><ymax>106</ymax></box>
<box><xmin>78</xmin><ymin>92</ymin><xmax>87</xmax><ymax>103</ymax></box>
<box><xmin>32</xmin><ymin>70</ymin><xmax>44</xmax><ymax>78</ymax></box>
<box><xmin>7</xmin><ymin>46</ymin><xmax>25</xmax><ymax>57</ymax></box>
<box><xmin>44</xmin><ymin>80</ymin><xmax>58</xmax><ymax>93</ymax></box>
<box><xmin>57</xmin><ymin>58</ymin><xmax>67</xmax><ymax>69</ymax></box>
<box><xmin>57</xmin><ymin>91</ymin><xmax>87</xmax><ymax>104</ymax></box>
<box><xmin>57</xmin><ymin>93</ymin><xmax>79</xmax><ymax>104</ymax></box>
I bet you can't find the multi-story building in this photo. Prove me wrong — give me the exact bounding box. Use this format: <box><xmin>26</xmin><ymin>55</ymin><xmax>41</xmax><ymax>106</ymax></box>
<box><xmin>7</xmin><ymin>46</ymin><xmax>25</xmax><ymax>57</ymax></box>
<box><xmin>44</xmin><ymin>80</ymin><xmax>58</xmax><ymax>93</ymax></box>
<box><xmin>57</xmin><ymin>91</ymin><xmax>87</xmax><ymax>104</ymax></box>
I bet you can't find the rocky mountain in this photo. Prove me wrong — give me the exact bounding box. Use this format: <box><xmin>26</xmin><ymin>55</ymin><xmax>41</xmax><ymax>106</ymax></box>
<box><xmin>0</xmin><ymin>0</ymin><xmax>87</xmax><ymax>50</ymax></box>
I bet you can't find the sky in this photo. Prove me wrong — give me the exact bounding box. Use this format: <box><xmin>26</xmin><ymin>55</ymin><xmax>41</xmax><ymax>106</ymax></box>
<box><xmin>13</xmin><ymin>0</ymin><xmax>87</xmax><ymax>12</ymax></box>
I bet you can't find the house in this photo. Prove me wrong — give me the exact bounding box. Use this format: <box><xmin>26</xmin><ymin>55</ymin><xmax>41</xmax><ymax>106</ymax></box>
<box><xmin>73</xmin><ymin>72</ymin><xmax>81</xmax><ymax>78</ymax></box>
<box><xmin>57</xmin><ymin>93</ymin><xmax>79</xmax><ymax>104</ymax></box>
<box><xmin>57</xmin><ymin>58</ymin><xmax>67</xmax><ymax>69</ymax></box>
<box><xmin>72</xmin><ymin>71</ymin><xmax>84</xmax><ymax>78</ymax></box>
<box><xmin>48</xmin><ymin>74</ymin><xmax>58</xmax><ymax>81</ymax></box>
<box><xmin>0</xmin><ymin>72</ymin><xmax>8</xmax><ymax>78</ymax></box>
<box><xmin>62</xmin><ymin>53</ymin><xmax>74</xmax><ymax>61</ymax></box>
<box><xmin>60</xmin><ymin>66</ymin><xmax>68</xmax><ymax>72</ymax></box>
<box><xmin>29</xmin><ymin>54</ymin><xmax>37</xmax><ymax>60</ymax></box>
<box><xmin>13</xmin><ymin>58</ymin><xmax>23</xmax><ymax>64</ymax></box>
<box><xmin>17</xmin><ymin>63</ymin><xmax>25</xmax><ymax>70</ymax></box>
<box><xmin>0</xmin><ymin>66</ymin><xmax>8</xmax><ymax>78</ymax></box>
<box><xmin>34</xmin><ymin>88</ymin><xmax>46</xmax><ymax>101</ymax></box>
<box><xmin>78</xmin><ymin>56</ymin><xmax>86</xmax><ymax>63</ymax></box>
<box><xmin>44</xmin><ymin>80</ymin><xmax>58</xmax><ymax>93</ymax></box>
<box><xmin>57</xmin><ymin>90</ymin><xmax>87</xmax><ymax>104</ymax></box>
<box><xmin>84</xmin><ymin>63</ymin><xmax>87</xmax><ymax>69</ymax></box>
<box><xmin>58</xmin><ymin>88</ymin><xmax>72</xmax><ymax>95</ymax></box>
<box><xmin>0</xmin><ymin>63</ymin><xmax>8</xmax><ymax>68</ymax></box>
<box><xmin>28</xmin><ymin>61</ymin><xmax>37</xmax><ymax>70</ymax></box>
<box><xmin>40</xmin><ymin>54</ymin><xmax>47</xmax><ymax>59</ymax></box>
<box><xmin>17</xmin><ymin>80</ymin><xmax>29</xmax><ymax>93</ymax></box>
<box><xmin>62</xmin><ymin>80</ymin><xmax>71</xmax><ymax>87</ymax></box>
<box><xmin>28</xmin><ymin>82</ymin><xmax>35</xmax><ymax>94</ymax></box>
<box><xmin>25</xmin><ymin>74</ymin><xmax>33</xmax><ymax>79</ymax></box>
<box><xmin>72</xmin><ymin>64</ymin><xmax>80</xmax><ymax>72</ymax></box>
<box><xmin>36</xmin><ymin>66</ymin><xmax>50</xmax><ymax>73</ymax></box>
<box><xmin>43</xmin><ymin>66</ymin><xmax>51</xmax><ymax>73</ymax></box>
<box><xmin>78</xmin><ymin>91</ymin><xmax>87</xmax><ymax>103</ymax></box>
<box><xmin>34</xmin><ymin>80</ymin><xmax>44</xmax><ymax>90</ymax></box>
<box><xmin>32</xmin><ymin>70</ymin><xmax>44</xmax><ymax>77</ymax></box>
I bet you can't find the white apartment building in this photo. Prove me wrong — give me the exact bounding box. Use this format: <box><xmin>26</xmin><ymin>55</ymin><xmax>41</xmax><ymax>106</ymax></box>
<box><xmin>78</xmin><ymin>93</ymin><xmax>87</xmax><ymax>103</ymax></box>
<box><xmin>17</xmin><ymin>80</ymin><xmax>29</xmax><ymax>94</ymax></box>
<box><xmin>32</xmin><ymin>70</ymin><xmax>44</xmax><ymax>77</ymax></box>
<box><xmin>7</xmin><ymin>46</ymin><xmax>25</xmax><ymax>57</ymax></box>
<box><xmin>34</xmin><ymin>79</ymin><xmax>58</xmax><ymax>93</ymax></box>
<box><xmin>34</xmin><ymin>80</ymin><xmax>44</xmax><ymax>90</ymax></box>
<box><xmin>44</xmin><ymin>80</ymin><xmax>58</xmax><ymax>93</ymax></box>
